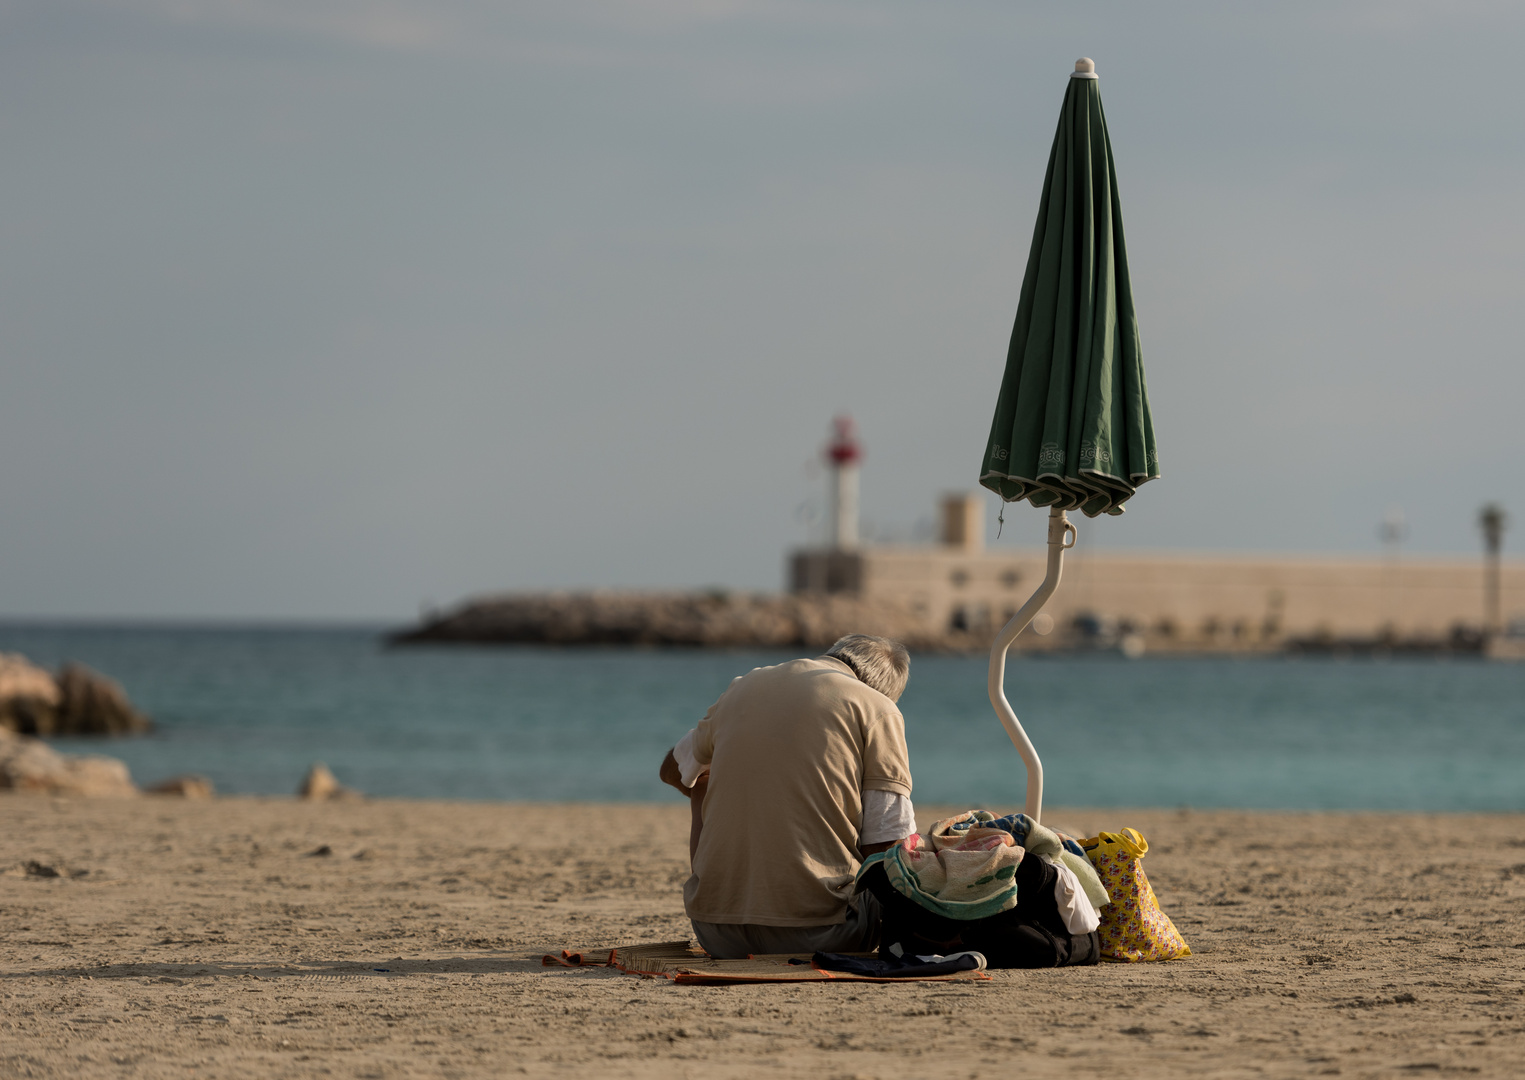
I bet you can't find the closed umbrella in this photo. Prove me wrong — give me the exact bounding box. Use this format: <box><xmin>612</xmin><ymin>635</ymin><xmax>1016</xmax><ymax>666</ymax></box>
<box><xmin>979</xmin><ymin>58</ymin><xmax>1160</xmax><ymax>822</ymax></box>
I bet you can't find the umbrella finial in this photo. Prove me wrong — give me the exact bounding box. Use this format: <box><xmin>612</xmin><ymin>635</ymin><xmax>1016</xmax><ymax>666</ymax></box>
<box><xmin>1072</xmin><ymin>57</ymin><xmax>1097</xmax><ymax>79</ymax></box>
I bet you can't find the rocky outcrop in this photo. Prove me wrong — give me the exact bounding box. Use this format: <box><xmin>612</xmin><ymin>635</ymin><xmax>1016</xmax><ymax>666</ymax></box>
<box><xmin>390</xmin><ymin>591</ymin><xmax>958</xmax><ymax>651</ymax></box>
<box><xmin>0</xmin><ymin>655</ymin><xmax>153</xmax><ymax>736</ymax></box>
<box><xmin>55</xmin><ymin>663</ymin><xmax>153</xmax><ymax>735</ymax></box>
<box><xmin>0</xmin><ymin>726</ymin><xmax>138</xmax><ymax>796</ymax></box>
<box><xmin>0</xmin><ymin>654</ymin><xmax>62</xmax><ymax>735</ymax></box>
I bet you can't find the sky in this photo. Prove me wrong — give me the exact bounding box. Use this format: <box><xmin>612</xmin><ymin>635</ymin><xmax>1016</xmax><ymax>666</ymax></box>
<box><xmin>1</xmin><ymin>0</ymin><xmax>1523</xmax><ymax>621</ymax></box>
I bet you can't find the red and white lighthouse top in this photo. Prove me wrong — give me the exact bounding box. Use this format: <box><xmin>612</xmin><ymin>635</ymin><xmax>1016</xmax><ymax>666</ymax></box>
<box><xmin>825</xmin><ymin>415</ymin><xmax>861</xmax><ymax>466</ymax></box>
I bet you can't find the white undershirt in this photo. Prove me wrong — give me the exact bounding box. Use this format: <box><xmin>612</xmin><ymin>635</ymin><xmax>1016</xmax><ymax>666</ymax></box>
<box><xmin>672</xmin><ymin>729</ymin><xmax>915</xmax><ymax>846</ymax></box>
<box><xmin>1045</xmin><ymin>855</ymin><xmax>1102</xmax><ymax>934</ymax></box>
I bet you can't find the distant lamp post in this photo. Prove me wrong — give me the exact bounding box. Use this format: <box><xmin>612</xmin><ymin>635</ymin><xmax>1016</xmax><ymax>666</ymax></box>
<box><xmin>1377</xmin><ymin>505</ymin><xmax>1408</xmax><ymax>638</ymax></box>
<box><xmin>1478</xmin><ymin>502</ymin><xmax>1508</xmax><ymax>636</ymax></box>
<box><xmin>1378</xmin><ymin>505</ymin><xmax>1408</xmax><ymax>556</ymax></box>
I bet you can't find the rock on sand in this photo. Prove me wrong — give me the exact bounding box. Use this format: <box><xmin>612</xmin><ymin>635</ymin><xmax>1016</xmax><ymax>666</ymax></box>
<box><xmin>0</xmin><ymin>726</ymin><xmax>137</xmax><ymax>796</ymax></box>
<box><xmin>298</xmin><ymin>762</ymin><xmax>359</xmax><ymax>800</ymax></box>
<box><xmin>146</xmin><ymin>774</ymin><xmax>216</xmax><ymax>798</ymax></box>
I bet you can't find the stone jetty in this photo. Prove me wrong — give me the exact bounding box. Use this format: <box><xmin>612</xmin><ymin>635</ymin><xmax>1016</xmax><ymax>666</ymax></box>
<box><xmin>389</xmin><ymin>590</ymin><xmax>986</xmax><ymax>652</ymax></box>
<box><xmin>389</xmin><ymin>589</ymin><xmax>1507</xmax><ymax>656</ymax></box>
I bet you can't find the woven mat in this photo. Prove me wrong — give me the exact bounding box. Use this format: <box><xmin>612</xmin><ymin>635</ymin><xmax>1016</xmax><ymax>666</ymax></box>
<box><xmin>542</xmin><ymin>940</ymin><xmax>990</xmax><ymax>984</ymax></box>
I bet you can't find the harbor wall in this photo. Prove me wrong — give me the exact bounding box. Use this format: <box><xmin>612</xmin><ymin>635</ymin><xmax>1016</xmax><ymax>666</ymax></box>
<box><xmin>793</xmin><ymin>546</ymin><xmax>1525</xmax><ymax>649</ymax></box>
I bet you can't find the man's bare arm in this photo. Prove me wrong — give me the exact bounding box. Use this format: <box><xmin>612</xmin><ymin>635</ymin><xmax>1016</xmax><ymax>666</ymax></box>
<box><xmin>688</xmin><ymin>775</ymin><xmax>708</xmax><ymax>864</ymax></box>
<box><xmin>859</xmin><ymin>840</ymin><xmax>898</xmax><ymax>857</ymax></box>
<box><xmin>658</xmin><ymin>747</ymin><xmax>706</xmax><ymax>865</ymax></box>
<box><xmin>659</xmin><ymin>749</ymin><xmax>692</xmax><ymax>796</ymax></box>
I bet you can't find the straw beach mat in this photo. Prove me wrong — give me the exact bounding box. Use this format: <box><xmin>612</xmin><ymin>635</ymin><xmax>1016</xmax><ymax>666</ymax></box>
<box><xmin>544</xmin><ymin>941</ymin><xmax>990</xmax><ymax>985</ymax></box>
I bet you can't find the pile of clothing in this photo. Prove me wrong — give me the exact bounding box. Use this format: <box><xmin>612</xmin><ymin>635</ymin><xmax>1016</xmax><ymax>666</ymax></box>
<box><xmin>855</xmin><ymin>811</ymin><xmax>1111</xmax><ymax>970</ymax></box>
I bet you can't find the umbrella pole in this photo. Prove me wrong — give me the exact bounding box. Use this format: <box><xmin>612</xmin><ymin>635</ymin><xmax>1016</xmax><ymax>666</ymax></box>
<box><xmin>987</xmin><ymin>505</ymin><xmax>1076</xmax><ymax>823</ymax></box>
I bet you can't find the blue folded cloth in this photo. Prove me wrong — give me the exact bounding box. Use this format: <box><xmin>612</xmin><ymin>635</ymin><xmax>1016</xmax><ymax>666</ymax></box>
<box><xmin>954</xmin><ymin>812</ymin><xmax>1087</xmax><ymax>858</ymax></box>
<box><xmin>807</xmin><ymin>950</ymin><xmax>986</xmax><ymax>978</ymax></box>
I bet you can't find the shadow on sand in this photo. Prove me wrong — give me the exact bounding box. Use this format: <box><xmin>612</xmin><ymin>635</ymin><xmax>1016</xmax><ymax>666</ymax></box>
<box><xmin>2</xmin><ymin>951</ymin><xmax>623</xmax><ymax>981</ymax></box>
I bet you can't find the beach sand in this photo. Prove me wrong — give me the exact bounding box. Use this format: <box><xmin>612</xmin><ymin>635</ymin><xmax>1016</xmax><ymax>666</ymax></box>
<box><xmin>2</xmin><ymin>797</ymin><xmax>1522</xmax><ymax>1079</ymax></box>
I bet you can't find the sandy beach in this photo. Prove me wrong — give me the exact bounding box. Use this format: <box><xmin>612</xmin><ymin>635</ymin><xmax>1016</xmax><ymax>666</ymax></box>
<box><xmin>2</xmin><ymin>797</ymin><xmax>1522</xmax><ymax>1079</ymax></box>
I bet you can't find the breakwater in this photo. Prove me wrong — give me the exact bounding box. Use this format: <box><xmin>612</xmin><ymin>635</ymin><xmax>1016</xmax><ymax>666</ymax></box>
<box><xmin>390</xmin><ymin>590</ymin><xmax>963</xmax><ymax>651</ymax></box>
<box><xmin>390</xmin><ymin>589</ymin><xmax>1518</xmax><ymax>657</ymax></box>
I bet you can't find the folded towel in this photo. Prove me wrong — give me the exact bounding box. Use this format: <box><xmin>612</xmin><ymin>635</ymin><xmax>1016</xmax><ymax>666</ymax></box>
<box><xmin>861</xmin><ymin>810</ymin><xmax>1110</xmax><ymax>922</ymax></box>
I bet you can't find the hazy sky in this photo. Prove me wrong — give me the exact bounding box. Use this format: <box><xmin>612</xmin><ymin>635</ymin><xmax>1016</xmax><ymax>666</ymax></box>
<box><xmin>2</xmin><ymin>1</ymin><xmax>1523</xmax><ymax>620</ymax></box>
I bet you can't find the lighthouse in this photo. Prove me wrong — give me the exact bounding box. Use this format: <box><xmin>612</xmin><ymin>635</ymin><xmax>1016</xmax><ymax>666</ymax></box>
<box><xmin>825</xmin><ymin>415</ymin><xmax>862</xmax><ymax>550</ymax></box>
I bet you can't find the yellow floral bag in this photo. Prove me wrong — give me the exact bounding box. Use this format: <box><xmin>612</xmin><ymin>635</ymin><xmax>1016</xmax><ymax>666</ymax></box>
<box><xmin>1081</xmin><ymin>828</ymin><xmax>1191</xmax><ymax>962</ymax></box>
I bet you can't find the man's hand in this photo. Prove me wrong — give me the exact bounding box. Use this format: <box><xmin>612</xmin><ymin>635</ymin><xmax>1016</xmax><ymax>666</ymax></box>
<box><xmin>659</xmin><ymin>749</ymin><xmax>692</xmax><ymax>796</ymax></box>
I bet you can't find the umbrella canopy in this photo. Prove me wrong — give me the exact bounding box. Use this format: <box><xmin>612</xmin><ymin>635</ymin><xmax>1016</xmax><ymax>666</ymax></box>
<box><xmin>980</xmin><ymin>58</ymin><xmax>1158</xmax><ymax>518</ymax></box>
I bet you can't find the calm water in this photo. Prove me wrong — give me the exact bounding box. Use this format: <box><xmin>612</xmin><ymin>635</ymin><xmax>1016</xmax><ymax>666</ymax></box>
<box><xmin>2</xmin><ymin>623</ymin><xmax>1522</xmax><ymax>810</ymax></box>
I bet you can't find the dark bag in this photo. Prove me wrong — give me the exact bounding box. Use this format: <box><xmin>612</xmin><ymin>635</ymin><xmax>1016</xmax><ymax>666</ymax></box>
<box><xmin>859</xmin><ymin>856</ymin><xmax>1100</xmax><ymax>970</ymax></box>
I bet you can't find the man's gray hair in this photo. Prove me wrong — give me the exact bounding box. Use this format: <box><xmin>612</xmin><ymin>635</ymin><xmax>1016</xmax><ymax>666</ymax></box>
<box><xmin>824</xmin><ymin>634</ymin><xmax>910</xmax><ymax>703</ymax></box>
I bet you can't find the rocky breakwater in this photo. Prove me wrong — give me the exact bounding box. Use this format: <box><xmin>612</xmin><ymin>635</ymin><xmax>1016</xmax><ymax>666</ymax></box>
<box><xmin>0</xmin><ymin>653</ymin><xmax>152</xmax><ymax>736</ymax></box>
<box><xmin>390</xmin><ymin>590</ymin><xmax>962</xmax><ymax>651</ymax></box>
<box><xmin>0</xmin><ymin>652</ymin><xmax>173</xmax><ymax>798</ymax></box>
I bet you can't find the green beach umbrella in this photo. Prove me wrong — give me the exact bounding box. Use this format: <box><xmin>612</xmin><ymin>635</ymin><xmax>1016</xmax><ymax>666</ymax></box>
<box><xmin>982</xmin><ymin>59</ymin><xmax>1159</xmax><ymax>823</ymax></box>
<box><xmin>980</xmin><ymin>57</ymin><xmax>1158</xmax><ymax>519</ymax></box>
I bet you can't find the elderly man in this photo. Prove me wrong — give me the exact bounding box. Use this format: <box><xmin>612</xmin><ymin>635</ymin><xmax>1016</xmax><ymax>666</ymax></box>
<box><xmin>658</xmin><ymin>634</ymin><xmax>916</xmax><ymax>959</ymax></box>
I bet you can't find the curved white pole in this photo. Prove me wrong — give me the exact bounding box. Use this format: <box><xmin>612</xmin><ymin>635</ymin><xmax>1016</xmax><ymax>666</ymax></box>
<box><xmin>987</xmin><ymin>506</ymin><xmax>1076</xmax><ymax>823</ymax></box>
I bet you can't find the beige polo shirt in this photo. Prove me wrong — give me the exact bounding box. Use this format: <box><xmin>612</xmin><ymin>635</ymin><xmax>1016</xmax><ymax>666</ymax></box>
<box><xmin>682</xmin><ymin>657</ymin><xmax>913</xmax><ymax>927</ymax></box>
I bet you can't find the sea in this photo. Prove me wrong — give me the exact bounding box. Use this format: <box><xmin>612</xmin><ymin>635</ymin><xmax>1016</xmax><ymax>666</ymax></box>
<box><xmin>3</xmin><ymin>623</ymin><xmax>1522</xmax><ymax>811</ymax></box>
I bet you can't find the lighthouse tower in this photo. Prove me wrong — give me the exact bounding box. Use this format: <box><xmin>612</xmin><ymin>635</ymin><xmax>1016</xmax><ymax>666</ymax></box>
<box><xmin>825</xmin><ymin>415</ymin><xmax>862</xmax><ymax>550</ymax></box>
